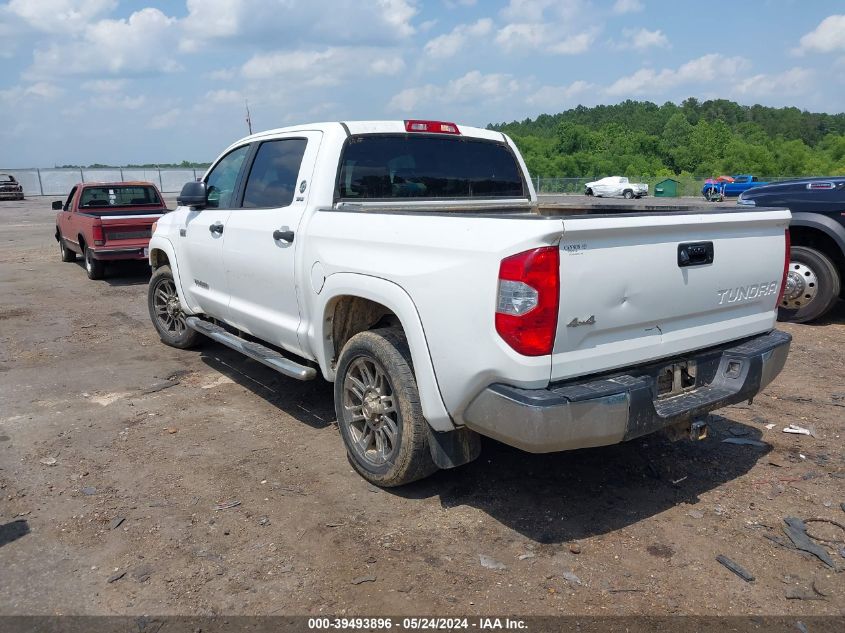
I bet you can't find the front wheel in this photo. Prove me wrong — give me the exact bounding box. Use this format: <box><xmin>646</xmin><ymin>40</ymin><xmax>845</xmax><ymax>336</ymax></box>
<box><xmin>623</xmin><ymin>189</ymin><xmax>634</xmax><ymax>199</ymax></box>
<box><xmin>778</xmin><ymin>246</ymin><xmax>841</xmax><ymax>323</ymax></box>
<box><xmin>585</xmin><ymin>188</ymin><xmax>593</xmax><ymax>196</ymax></box>
<box><xmin>84</xmin><ymin>246</ymin><xmax>105</xmax><ymax>279</ymax></box>
<box><xmin>148</xmin><ymin>265</ymin><xmax>200</xmax><ymax>348</ymax></box>
<box><xmin>335</xmin><ymin>328</ymin><xmax>438</xmax><ymax>487</ymax></box>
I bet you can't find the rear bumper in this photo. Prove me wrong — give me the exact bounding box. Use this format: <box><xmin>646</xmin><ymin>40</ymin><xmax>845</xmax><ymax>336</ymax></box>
<box><xmin>89</xmin><ymin>246</ymin><xmax>148</xmax><ymax>261</ymax></box>
<box><xmin>463</xmin><ymin>330</ymin><xmax>791</xmax><ymax>453</ymax></box>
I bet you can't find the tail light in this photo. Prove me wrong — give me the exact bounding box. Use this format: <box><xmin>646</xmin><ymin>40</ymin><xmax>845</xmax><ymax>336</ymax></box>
<box><xmin>404</xmin><ymin>120</ymin><xmax>460</xmax><ymax>134</ymax></box>
<box><xmin>776</xmin><ymin>229</ymin><xmax>791</xmax><ymax>307</ymax></box>
<box><xmin>495</xmin><ymin>247</ymin><xmax>560</xmax><ymax>356</ymax></box>
<box><xmin>92</xmin><ymin>222</ymin><xmax>105</xmax><ymax>246</ymax></box>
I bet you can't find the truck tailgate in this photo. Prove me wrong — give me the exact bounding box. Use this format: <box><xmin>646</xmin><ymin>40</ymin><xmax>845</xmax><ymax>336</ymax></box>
<box><xmin>100</xmin><ymin>212</ymin><xmax>163</xmax><ymax>243</ymax></box>
<box><xmin>551</xmin><ymin>209</ymin><xmax>790</xmax><ymax>381</ymax></box>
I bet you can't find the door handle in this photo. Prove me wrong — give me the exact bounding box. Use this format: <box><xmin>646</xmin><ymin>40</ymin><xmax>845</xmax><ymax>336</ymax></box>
<box><xmin>273</xmin><ymin>229</ymin><xmax>295</xmax><ymax>243</ymax></box>
<box><xmin>209</xmin><ymin>222</ymin><xmax>224</xmax><ymax>235</ymax></box>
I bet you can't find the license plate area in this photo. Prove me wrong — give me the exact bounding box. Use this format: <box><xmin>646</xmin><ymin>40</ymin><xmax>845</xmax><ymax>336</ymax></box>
<box><xmin>656</xmin><ymin>361</ymin><xmax>697</xmax><ymax>398</ymax></box>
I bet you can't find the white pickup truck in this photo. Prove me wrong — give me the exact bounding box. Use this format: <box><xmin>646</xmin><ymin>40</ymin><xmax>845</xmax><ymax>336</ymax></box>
<box><xmin>147</xmin><ymin>119</ymin><xmax>792</xmax><ymax>487</ymax></box>
<box><xmin>585</xmin><ymin>176</ymin><xmax>648</xmax><ymax>199</ymax></box>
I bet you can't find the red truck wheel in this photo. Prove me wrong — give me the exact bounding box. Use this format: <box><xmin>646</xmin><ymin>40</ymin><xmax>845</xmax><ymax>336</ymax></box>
<box><xmin>84</xmin><ymin>247</ymin><xmax>105</xmax><ymax>280</ymax></box>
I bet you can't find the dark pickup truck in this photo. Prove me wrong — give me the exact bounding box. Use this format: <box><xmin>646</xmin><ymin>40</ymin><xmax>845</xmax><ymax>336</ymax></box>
<box><xmin>738</xmin><ymin>177</ymin><xmax>845</xmax><ymax>322</ymax></box>
<box><xmin>53</xmin><ymin>182</ymin><xmax>167</xmax><ymax>279</ymax></box>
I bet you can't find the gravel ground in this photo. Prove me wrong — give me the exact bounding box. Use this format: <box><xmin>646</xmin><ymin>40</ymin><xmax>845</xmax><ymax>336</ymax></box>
<box><xmin>0</xmin><ymin>196</ymin><xmax>843</xmax><ymax>617</ymax></box>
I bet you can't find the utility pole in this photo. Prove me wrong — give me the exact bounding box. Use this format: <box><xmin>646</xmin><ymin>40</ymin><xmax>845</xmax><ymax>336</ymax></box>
<box><xmin>245</xmin><ymin>99</ymin><xmax>253</xmax><ymax>135</ymax></box>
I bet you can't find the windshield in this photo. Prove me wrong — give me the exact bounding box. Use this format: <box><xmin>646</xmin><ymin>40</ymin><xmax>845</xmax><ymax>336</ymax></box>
<box><xmin>0</xmin><ymin>174</ymin><xmax>15</xmax><ymax>183</ymax></box>
<box><xmin>79</xmin><ymin>185</ymin><xmax>161</xmax><ymax>208</ymax></box>
<box><xmin>337</xmin><ymin>135</ymin><xmax>526</xmax><ymax>200</ymax></box>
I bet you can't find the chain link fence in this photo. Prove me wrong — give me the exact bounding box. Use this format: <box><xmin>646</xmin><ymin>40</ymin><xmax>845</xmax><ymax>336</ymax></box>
<box><xmin>2</xmin><ymin>167</ymin><xmax>810</xmax><ymax>199</ymax></box>
<box><xmin>1</xmin><ymin>167</ymin><xmax>207</xmax><ymax>197</ymax></box>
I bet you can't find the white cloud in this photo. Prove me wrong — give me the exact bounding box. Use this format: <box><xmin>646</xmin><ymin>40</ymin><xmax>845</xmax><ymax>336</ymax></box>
<box><xmin>82</xmin><ymin>79</ymin><xmax>127</xmax><ymax>93</ymax></box>
<box><xmin>378</xmin><ymin>0</ymin><xmax>418</xmax><ymax>37</ymax></box>
<box><xmin>94</xmin><ymin>94</ymin><xmax>147</xmax><ymax>110</ymax></box>
<box><xmin>180</xmin><ymin>0</ymin><xmax>418</xmax><ymax>52</ymax></box>
<box><xmin>241</xmin><ymin>47</ymin><xmax>404</xmax><ymax>87</ymax></box>
<box><xmin>795</xmin><ymin>15</ymin><xmax>845</xmax><ymax>54</ymax></box>
<box><xmin>622</xmin><ymin>27</ymin><xmax>669</xmax><ymax>50</ymax></box>
<box><xmin>526</xmin><ymin>80</ymin><xmax>593</xmax><ymax>108</ymax></box>
<box><xmin>496</xmin><ymin>1</ymin><xmax>596</xmax><ymax>55</ymax></box>
<box><xmin>733</xmin><ymin>67</ymin><xmax>815</xmax><ymax>98</ymax></box>
<box><xmin>205</xmin><ymin>90</ymin><xmax>243</xmax><ymax>105</ymax></box>
<box><xmin>0</xmin><ymin>82</ymin><xmax>64</xmax><ymax>104</ymax></box>
<box><xmin>424</xmin><ymin>18</ymin><xmax>493</xmax><ymax>58</ymax></box>
<box><xmin>605</xmin><ymin>54</ymin><xmax>749</xmax><ymax>96</ymax></box>
<box><xmin>148</xmin><ymin>108</ymin><xmax>182</xmax><ymax>130</ymax></box>
<box><xmin>388</xmin><ymin>70</ymin><xmax>526</xmax><ymax>112</ymax></box>
<box><xmin>28</xmin><ymin>8</ymin><xmax>180</xmax><ymax>78</ymax></box>
<box><xmin>496</xmin><ymin>23</ymin><xmax>597</xmax><ymax>55</ymax></box>
<box><xmin>612</xmin><ymin>0</ymin><xmax>643</xmax><ymax>14</ymax></box>
<box><xmin>370</xmin><ymin>57</ymin><xmax>406</xmax><ymax>75</ymax></box>
<box><xmin>7</xmin><ymin>0</ymin><xmax>116</xmax><ymax>34</ymax></box>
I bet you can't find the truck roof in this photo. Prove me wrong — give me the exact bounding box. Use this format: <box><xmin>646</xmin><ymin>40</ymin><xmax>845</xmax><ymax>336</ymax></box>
<box><xmin>76</xmin><ymin>181</ymin><xmax>160</xmax><ymax>188</ymax></box>
<box><xmin>235</xmin><ymin>120</ymin><xmax>507</xmax><ymax>145</ymax></box>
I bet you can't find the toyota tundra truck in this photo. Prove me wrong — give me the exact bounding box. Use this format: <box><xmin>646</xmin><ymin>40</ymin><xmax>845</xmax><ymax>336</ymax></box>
<box><xmin>146</xmin><ymin>120</ymin><xmax>792</xmax><ymax>487</ymax></box>
<box><xmin>54</xmin><ymin>181</ymin><xmax>167</xmax><ymax>279</ymax></box>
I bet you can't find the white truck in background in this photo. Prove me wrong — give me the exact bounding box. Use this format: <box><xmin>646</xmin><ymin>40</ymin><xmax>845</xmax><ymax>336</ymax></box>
<box><xmin>147</xmin><ymin>119</ymin><xmax>792</xmax><ymax>487</ymax></box>
<box><xmin>585</xmin><ymin>176</ymin><xmax>649</xmax><ymax>198</ymax></box>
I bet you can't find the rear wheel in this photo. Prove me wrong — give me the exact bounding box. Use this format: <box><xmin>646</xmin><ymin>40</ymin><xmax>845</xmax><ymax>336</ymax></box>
<box><xmin>83</xmin><ymin>246</ymin><xmax>105</xmax><ymax>280</ymax></box>
<box><xmin>59</xmin><ymin>236</ymin><xmax>76</xmax><ymax>262</ymax></box>
<box><xmin>705</xmin><ymin>187</ymin><xmax>721</xmax><ymax>202</ymax></box>
<box><xmin>148</xmin><ymin>265</ymin><xmax>200</xmax><ymax>349</ymax></box>
<box><xmin>778</xmin><ymin>246</ymin><xmax>841</xmax><ymax>323</ymax></box>
<box><xmin>335</xmin><ymin>328</ymin><xmax>438</xmax><ymax>487</ymax></box>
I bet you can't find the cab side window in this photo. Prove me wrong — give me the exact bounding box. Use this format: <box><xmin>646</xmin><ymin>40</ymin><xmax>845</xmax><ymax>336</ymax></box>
<box><xmin>242</xmin><ymin>139</ymin><xmax>308</xmax><ymax>209</ymax></box>
<box><xmin>64</xmin><ymin>186</ymin><xmax>77</xmax><ymax>211</ymax></box>
<box><xmin>206</xmin><ymin>145</ymin><xmax>250</xmax><ymax>209</ymax></box>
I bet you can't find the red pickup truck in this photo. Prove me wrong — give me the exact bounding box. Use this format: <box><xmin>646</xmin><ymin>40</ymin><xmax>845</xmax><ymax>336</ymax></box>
<box><xmin>53</xmin><ymin>182</ymin><xmax>168</xmax><ymax>279</ymax></box>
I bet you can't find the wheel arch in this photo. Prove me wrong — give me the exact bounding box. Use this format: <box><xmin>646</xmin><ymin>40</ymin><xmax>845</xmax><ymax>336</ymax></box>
<box><xmin>147</xmin><ymin>237</ymin><xmax>195</xmax><ymax>315</ymax></box>
<box><xmin>789</xmin><ymin>214</ymin><xmax>845</xmax><ymax>274</ymax></box>
<box><xmin>313</xmin><ymin>273</ymin><xmax>453</xmax><ymax>431</ymax></box>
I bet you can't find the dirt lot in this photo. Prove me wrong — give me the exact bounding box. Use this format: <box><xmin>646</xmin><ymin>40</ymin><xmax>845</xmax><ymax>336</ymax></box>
<box><xmin>0</xmin><ymin>196</ymin><xmax>843</xmax><ymax>617</ymax></box>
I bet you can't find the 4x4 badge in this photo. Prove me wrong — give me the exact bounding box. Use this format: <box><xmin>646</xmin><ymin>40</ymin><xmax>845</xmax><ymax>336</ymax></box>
<box><xmin>567</xmin><ymin>315</ymin><xmax>596</xmax><ymax>327</ymax></box>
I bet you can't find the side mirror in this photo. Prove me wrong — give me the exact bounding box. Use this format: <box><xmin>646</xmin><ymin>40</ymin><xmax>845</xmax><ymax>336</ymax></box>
<box><xmin>52</xmin><ymin>200</ymin><xmax>63</xmax><ymax>211</ymax></box>
<box><xmin>177</xmin><ymin>181</ymin><xmax>207</xmax><ymax>208</ymax></box>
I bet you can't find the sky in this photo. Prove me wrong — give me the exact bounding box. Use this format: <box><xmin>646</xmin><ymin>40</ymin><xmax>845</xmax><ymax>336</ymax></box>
<box><xmin>1</xmin><ymin>0</ymin><xmax>844</xmax><ymax>167</ymax></box>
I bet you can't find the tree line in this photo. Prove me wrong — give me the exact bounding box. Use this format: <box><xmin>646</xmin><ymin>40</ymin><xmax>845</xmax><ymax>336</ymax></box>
<box><xmin>489</xmin><ymin>98</ymin><xmax>845</xmax><ymax>179</ymax></box>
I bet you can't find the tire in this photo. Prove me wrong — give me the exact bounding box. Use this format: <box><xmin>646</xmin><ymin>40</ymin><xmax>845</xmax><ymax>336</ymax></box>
<box><xmin>148</xmin><ymin>265</ymin><xmax>201</xmax><ymax>349</ymax></box>
<box><xmin>83</xmin><ymin>246</ymin><xmax>105</xmax><ymax>280</ymax></box>
<box><xmin>705</xmin><ymin>188</ymin><xmax>721</xmax><ymax>202</ymax></box>
<box><xmin>585</xmin><ymin>188</ymin><xmax>593</xmax><ymax>196</ymax></box>
<box><xmin>334</xmin><ymin>327</ymin><xmax>438</xmax><ymax>487</ymax></box>
<box><xmin>778</xmin><ymin>246</ymin><xmax>841</xmax><ymax>323</ymax></box>
<box><xmin>623</xmin><ymin>189</ymin><xmax>634</xmax><ymax>199</ymax></box>
<box><xmin>59</xmin><ymin>235</ymin><xmax>76</xmax><ymax>262</ymax></box>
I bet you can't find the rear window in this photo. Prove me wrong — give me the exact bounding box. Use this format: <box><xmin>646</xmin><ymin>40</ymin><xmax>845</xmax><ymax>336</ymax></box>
<box><xmin>80</xmin><ymin>186</ymin><xmax>161</xmax><ymax>208</ymax></box>
<box><xmin>337</xmin><ymin>135</ymin><xmax>526</xmax><ymax>200</ymax></box>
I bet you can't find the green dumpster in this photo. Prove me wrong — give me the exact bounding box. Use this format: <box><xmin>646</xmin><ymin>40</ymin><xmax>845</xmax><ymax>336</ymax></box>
<box><xmin>654</xmin><ymin>178</ymin><xmax>680</xmax><ymax>197</ymax></box>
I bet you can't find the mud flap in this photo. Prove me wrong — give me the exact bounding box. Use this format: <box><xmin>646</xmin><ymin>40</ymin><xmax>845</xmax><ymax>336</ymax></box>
<box><xmin>427</xmin><ymin>426</ymin><xmax>481</xmax><ymax>469</ymax></box>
